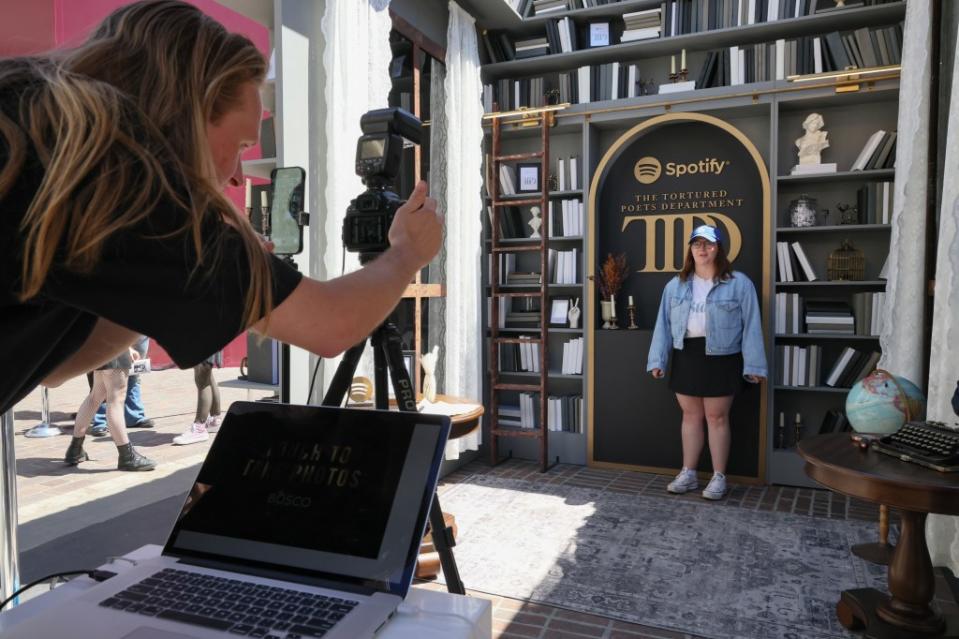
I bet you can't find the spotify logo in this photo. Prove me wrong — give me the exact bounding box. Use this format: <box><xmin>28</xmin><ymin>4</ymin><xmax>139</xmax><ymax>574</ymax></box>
<box><xmin>634</xmin><ymin>156</ymin><xmax>662</xmax><ymax>184</ymax></box>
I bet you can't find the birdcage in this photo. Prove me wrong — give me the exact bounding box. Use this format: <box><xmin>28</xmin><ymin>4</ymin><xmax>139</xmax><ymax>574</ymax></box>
<box><xmin>827</xmin><ymin>240</ymin><xmax>865</xmax><ymax>281</ymax></box>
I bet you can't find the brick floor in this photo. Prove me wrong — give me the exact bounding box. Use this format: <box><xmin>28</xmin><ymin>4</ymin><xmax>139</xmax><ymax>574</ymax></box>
<box><xmin>10</xmin><ymin>369</ymin><xmax>957</xmax><ymax>638</ymax></box>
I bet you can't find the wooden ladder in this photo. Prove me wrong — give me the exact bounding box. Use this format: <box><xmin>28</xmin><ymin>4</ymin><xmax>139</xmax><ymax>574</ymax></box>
<box><xmin>488</xmin><ymin>109</ymin><xmax>551</xmax><ymax>472</ymax></box>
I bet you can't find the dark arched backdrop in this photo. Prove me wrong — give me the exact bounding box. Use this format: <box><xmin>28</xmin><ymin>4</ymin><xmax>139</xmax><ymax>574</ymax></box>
<box><xmin>587</xmin><ymin>113</ymin><xmax>770</xmax><ymax>481</ymax></box>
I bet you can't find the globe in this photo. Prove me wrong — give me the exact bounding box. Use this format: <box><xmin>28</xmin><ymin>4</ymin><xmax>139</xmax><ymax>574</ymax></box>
<box><xmin>845</xmin><ymin>369</ymin><xmax>926</xmax><ymax>435</ymax></box>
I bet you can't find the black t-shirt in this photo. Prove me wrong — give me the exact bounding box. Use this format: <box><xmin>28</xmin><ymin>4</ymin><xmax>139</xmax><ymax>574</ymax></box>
<box><xmin>0</xmin><ymin>77</ymin><xmax>303</xmax><ymax>414</ymax></box>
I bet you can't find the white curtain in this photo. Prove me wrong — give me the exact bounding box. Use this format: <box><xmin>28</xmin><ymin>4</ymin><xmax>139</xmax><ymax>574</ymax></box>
<box><xmin>319</xmin><ymin>0</ymin><xmax>393</xmax><ymax>394</ymax></box>
<box><xmin>877</xmin><ymin>0</ymin><xmax>933</xmax><ymax>386</ymax></box>
<box><xmin>442</xmin><ymin>1</ymin><xmax>485</xmax><ymax>457</ymax></box>
<box><xmin>925</xmin><ymin>17</ymin><xmax>959</xmax><ymax>578</ymax></box>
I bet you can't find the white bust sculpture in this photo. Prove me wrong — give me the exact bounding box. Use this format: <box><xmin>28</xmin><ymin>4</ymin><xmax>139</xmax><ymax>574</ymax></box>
<box><xmin>796</xmin><ymin>113</ymin><xmax>829</xmax><ymax>165</ymax></box>
<box><xmin>567</xmin><ymin>297</ymin><xmax>581</xmax><ymax>329</ymax></box>
<box><xmin>421</xmin><ymin>345</ymin><xmax>439</xmax><ymax>403</ymax></box>
<box><xmin>528</xmin><ymin>206</ymin><xmax>542</xmax><ymax>239</ymax></box>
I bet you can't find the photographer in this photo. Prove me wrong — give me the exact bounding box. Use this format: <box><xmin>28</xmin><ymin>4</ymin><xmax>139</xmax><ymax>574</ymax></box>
<box><xmin>0</xmin><ymin>0</ymin><xmax>442</xmax><ymax>416</ymax></box>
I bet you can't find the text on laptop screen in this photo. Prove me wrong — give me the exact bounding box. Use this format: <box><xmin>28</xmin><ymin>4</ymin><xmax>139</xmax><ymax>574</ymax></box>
<box><xmin>164</xmin><ymin>405</ymin><xmax>443</xmax><ymax>590</ymax></box>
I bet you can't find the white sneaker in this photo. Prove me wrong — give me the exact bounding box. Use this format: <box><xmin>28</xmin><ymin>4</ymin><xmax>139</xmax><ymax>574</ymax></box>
<box><xmin>205</xmin><ymin>414</ymin><xmax>222</xmax><ymax>434</ymax></box>
<box><xmin>703</xmin><ymin>473</ymin><xmax>727</xmax><ymax>500</ymax></box>
<box><xmin>667</xmin><ymin>468</ymin><xmax>699</xmax><ymax>494</ymax></box>
<box><xmin>173</xmin><ymin>422</ymin><xmax>209</xmax><ymax>446</ymax></box>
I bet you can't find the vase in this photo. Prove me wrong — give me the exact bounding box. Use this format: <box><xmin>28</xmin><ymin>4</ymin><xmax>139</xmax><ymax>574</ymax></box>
<box><xmin>788</xmin><ymin>194</ymin><xmax>818</xmax><ymax>228</ymax></box>
<box><xmin>600</xmin><ymin>301</ymin><xmax>613</xmax><ymax>329</ymax></box>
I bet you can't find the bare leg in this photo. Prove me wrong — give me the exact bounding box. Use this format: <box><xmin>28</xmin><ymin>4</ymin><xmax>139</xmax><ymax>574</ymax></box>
<box><xmin>675</xmin><ymin>393</ymin><xmax>706</xmax><ymax>470</ymax></box>
<box><xmin>703</xmin><ymin>395</ymin><xmax>735</xmax><ymax>475</ymax></box>
<box><xmin>73</xmin><ymin>374</ymin><xmax>108</xmax><ymax>438</ymax></box>
<box><xmin>194</xmin><ymin>363</ymin><xmax>214</xmax><ymax>423</ymax></box>
<box><xmin>209</xmin><ymin>368</ymin><xmax>220</xmax><ymax>417</ymax></box>
<box><xmin>102</xmin><ymin>369</ymin><xmax>130</xmax><ymax>447</ymax></box>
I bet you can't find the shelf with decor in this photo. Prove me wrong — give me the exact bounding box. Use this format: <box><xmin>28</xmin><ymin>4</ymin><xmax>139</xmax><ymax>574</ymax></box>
<box><xmin>776</xmin><ymin>224</ymin><xmax>891</xmax><ymax>234</ymax></box>
<box><xmin>777</xmin><ymin>168</ymin><xmax>895</xmax><ymax>183</ymax></box>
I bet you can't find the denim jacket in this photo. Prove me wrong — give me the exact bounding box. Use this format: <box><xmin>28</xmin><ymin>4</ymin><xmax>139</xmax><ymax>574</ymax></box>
<box><xmin>646</xmin><ymin>271</ymin><xmax>768</xmax><ymax>378</ymax></box>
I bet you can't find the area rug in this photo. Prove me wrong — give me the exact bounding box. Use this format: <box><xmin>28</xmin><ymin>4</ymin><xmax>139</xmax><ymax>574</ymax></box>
<box><xmin>438</xmin><ymin>475</ymin><xmax>887</xmax><ymax>639</ymax></box>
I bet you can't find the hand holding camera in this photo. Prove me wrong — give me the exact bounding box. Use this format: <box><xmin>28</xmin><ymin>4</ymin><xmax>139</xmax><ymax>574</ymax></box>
<box><xmin>387</xmin><ymin>181</ymin><xmax>443</xmax><ymax>272</ymax></box>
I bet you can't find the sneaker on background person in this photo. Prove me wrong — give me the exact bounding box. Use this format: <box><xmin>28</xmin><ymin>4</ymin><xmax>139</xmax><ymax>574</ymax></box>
<box><xmin>205</xmin><ymin>414</ymin><xmax>222</xmax><ymax>433</ymax></box>
<box><xmin>666</xmin><ymin>467</ymin><xmax>699</xmax><ymax>494</ymax></box>
<box><xmin>702</xmin><ymin>472</ymin><xmax>727</xmax><ymax>500</ymax></box>
<box><xmin>173</xmin><ymin>421</ymin><xmax>209</xmax><ymax>446</ymax></box>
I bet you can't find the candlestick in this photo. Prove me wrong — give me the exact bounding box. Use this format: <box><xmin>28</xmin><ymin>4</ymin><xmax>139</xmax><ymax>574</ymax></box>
<box><xmin>244</xmin><ymin>178</ymin><xmax>251</xmax><ymax>209</ymax></box>
<box><xmin>627</xmin><ymin>304</ymin><xmax>638</xmax><ymax>330</ymax></box>
<box><xmin>681</xmin><ymin>48</ymin><xmax>686</xmax><ymax>70</ymax></box>
<box><xmin>777</xmin><ymin>412</ymin><xmax>785</xmax><ymax>449</ymax></box>
<box><xmin>670</xmin><ymin>55</ymin><xmax>676</xmax><ymax>74</ymax></box>
<box><xmin>794</xmin><ymin>412</ymin><xmax>803</xmax><ymax>445</ymax></box>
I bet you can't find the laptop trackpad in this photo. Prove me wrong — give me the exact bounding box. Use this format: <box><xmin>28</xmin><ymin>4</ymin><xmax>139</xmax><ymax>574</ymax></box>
<box><xmin>122</xmin><ymin>628</ymin><xmax>199</xmax><ymax>639</ymax></box>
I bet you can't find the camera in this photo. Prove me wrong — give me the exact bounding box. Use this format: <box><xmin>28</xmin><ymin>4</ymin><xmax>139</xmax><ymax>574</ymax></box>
<box><xmin>342</xmin><ymin>108</ymin><xmax>423</xmax><ymax>259</ymax></box>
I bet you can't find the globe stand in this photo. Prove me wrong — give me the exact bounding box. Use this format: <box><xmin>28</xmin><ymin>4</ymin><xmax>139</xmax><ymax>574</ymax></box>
<box><xmin>852</xmin><ymin>505</ymin><xmax>894</xmax><ymax>566</ymax></box>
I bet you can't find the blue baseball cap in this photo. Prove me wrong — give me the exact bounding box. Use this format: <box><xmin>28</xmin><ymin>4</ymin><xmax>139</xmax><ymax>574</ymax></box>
<box><xmin>689</xmin><ymin>224</ymin><xmax>721</xmax><ymax>244</ymax></box>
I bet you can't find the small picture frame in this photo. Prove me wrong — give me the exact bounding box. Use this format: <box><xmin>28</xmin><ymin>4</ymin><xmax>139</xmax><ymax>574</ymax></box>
<box><xmin>589</xmin><ymin>21</ymin><xmax>611</xmax><ymax>48</ymax></box>
<box><xmin>550</xmin><ymin>298</ymin><xmax>570</xmax><ymax>326</ymax></box>
<box><xmin>516</xmin><ymin>162</ymin><xmax>541</xmax><ymax>192</ymax></box>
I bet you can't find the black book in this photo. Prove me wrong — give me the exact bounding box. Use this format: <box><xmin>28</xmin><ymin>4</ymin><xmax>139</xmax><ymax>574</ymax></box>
<box><xmin>824</xmin><ymin>31</ymin><xmax>851</xmax><ymax>70</ymax></box>
<box><xmin>498</xmin><ymin>33</ymin><xmax>516</xmax><ymax>61</ymax></box>
<box><xmin>819</xmin><ymin>409</ymin><xmax>843</xmax><ymax>434</ymax></box>
<box><xmin>837</xmin><ymin>351</ymin><xmax>867</xmax><ymax>388</ymax></box>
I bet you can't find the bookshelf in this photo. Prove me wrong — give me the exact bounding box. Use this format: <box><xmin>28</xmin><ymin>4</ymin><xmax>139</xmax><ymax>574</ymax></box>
<box><xmin>477</xmin><ymin>0</ymin><xmax>904</xmax><ymax>483</ymax></box>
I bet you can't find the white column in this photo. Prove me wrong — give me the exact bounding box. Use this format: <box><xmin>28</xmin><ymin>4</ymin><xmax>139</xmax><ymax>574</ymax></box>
<box><xmin>877</xmin><ymin>0</ymin><xmax>933</xmax><ymax>385</ymax></box>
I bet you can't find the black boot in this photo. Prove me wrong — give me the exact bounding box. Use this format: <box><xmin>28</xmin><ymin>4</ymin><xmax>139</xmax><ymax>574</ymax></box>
<box><xmin>64</xmin><ymin>436</ymin><xmax>89</xmax><ymax>465</ymax></box>
<box><xmin>117</xmin><ymin>443</ymin><xmax>156</xmax><ymax>472</ymax></box>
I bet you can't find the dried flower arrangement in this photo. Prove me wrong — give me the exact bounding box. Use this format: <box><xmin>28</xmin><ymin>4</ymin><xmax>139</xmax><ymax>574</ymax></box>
<box><xmin>590</xmin><ymin>253</ymin><xmax>629</xmax><ymax>300</ymax></box>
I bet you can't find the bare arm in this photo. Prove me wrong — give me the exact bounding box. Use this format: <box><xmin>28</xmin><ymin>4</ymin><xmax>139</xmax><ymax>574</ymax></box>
<box><xmin>41</xmin><ymin>318</ymin><xmax>139</xmax><ymax>387</ymax></box>
<box><xmin>253</xmin><ymin>181</ymin><xmax>443</xmax><ymax>357</ymax></box>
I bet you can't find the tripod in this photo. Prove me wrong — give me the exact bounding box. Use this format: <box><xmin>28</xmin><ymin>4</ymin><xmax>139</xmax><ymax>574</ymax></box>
<box><xmin>321</xmin><ymin>318</ymin><xmax>465</xmax><ymax>595</ymax></box>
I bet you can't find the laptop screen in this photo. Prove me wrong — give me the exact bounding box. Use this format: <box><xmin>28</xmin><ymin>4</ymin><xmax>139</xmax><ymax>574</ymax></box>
<box><xmin>163</xmin><ymin>403</ymin><xmax>450</xmax><ymax>597</ymax></box>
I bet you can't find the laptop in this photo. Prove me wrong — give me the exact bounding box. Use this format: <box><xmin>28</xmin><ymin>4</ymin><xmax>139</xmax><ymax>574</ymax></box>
<box><xmin>8</xmin><ymin>402</ymin><xmax>451</xmax><ymax>639</ymax></box>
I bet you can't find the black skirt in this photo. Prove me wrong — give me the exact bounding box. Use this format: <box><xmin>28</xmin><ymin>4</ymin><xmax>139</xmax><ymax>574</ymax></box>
<box><xmin>668</xmin><ymin>337</ymin><xmax>745</xmax><ymax>397</ymax></box>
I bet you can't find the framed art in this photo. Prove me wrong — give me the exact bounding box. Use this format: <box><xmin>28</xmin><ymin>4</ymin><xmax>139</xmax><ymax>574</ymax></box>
<box><xmin>589</xmin><ymin>21</ymin><xmax>611</xmax><ymax>48</ymax></box>
<box><xmin>516</xmin><ymin>162</ymin><xmax>541</xmax><ymax>192</ymax></box>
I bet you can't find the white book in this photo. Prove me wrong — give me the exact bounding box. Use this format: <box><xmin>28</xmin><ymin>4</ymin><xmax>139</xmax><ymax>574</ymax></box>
<box><xmin>784</xmin><ymin>344</ymin><xmax>792</xmax><ymax>386</ymax></box>
<box><xmin>557</xmin><ymin>157</ymin><xmax>566</xmax><ymax>191</ymax></box>
<box><xmin>730</xmin><ymin>47</ymin><xmax>740</xmax><ymax>85</ymax></box>
<box><xmin>793</xmin><ymin>347</ymin><xmax>802</xmax><ymax>386</ymax></box>
<box><xmin>570</xmin><ymin>156</ymin><xmax>579</xmax><ymax>190</ymax></box>
<box><xmin>562</xmin><ymin>340</ymin><xmax>571</xmax><ymax>375</ymax></box>
<box><xmin>776</xmin><ymin>39</ymin><xmax>786</xmax><ymax>79</ymax></box>
<box><xmin>768</xmin><ymin>0</ymin><xmax>779</xmax><ymax>21</ymax></box>
<box><xmin>575</xmin><ymin>337</ymin><xmax>584</xmax><ymax>375</ymax></box>
<box><xmin>792</xmin><ymin>293</ymin><xmax>801</xmax><ymax>335</ymax></box>
<box><xmin>790</xmin><ymin>163</ymin><xmax>838</xmax><ymax>175</ymax></box>
<box><xmin>813</xmin><ymin>37</ymin><xmax>823</xmax><ymax>74</ymax></box>
<box><xmin>558</xmin><ymin>17</ymin><xmax>571</xmax><ymax>53</ymax></box>
<box><xmin>798</xmin><ymin>347</ymin><xmax>807</xmax><ymax>387</ymax></box>
<box><xmin>826</xmin><ymin>347</ymin><xmax>857</xmax><ymax>387</ymax></box>
<box><xmin>577</xmin><ymin>66</ymin><xmax>590</xmax><ymax>103</ymax></box>
<box><xmin>747</xmin><ymin>0</ymin><xmax>756</xmax><ymax>24</ymax></box>
<box><xmin>791</xmin><ymin>242</ymin><xmax>818</xmax><ymax>281</ymax></box>
<box><xmin>611</xmin><ymin>62</ymin><xmax>620</xmax><ymax>101</ymax></box>
<box><xmin>851</xmin><ymin>130</ymin><xmax>886</xmax><ymax>171</ymax></box>
<box><xmin>620</xmin><ymin>28</ymin><xmax>662</xmax><ymax>41</ymax></box>
<box><xmin>627</xmin><ymin>64</ymin><xmax>637</xmax><ymax>98</ymax></box>
<box><xmin>775</xmin><ymin>293</ymin><xmax>785</xmax><ymax>333</ymax></box>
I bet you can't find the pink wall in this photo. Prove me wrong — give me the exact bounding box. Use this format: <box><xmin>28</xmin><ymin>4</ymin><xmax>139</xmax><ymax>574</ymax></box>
<box><xmin>3</xmin><ymin>0</ymin><xmax>271</xmax><ymax>369</ymax></box>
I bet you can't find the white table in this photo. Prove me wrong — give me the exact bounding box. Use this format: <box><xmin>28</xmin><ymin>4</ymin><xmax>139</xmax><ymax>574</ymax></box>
<box><xmin>0</xmin><ymin>545</ymin><xmax>491</xmax><ymax>639</ymax></box>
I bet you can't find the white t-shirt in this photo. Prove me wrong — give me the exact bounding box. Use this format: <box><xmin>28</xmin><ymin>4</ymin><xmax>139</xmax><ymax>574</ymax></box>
<box><xmin>685</xmin><ymin>275</ymin><xmax>715</xmax><ymax>338</ymax></box>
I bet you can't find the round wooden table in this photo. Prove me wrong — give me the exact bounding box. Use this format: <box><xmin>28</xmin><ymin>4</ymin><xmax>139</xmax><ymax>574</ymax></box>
<box><xmin>798</xmin><ymin>434</ymin><xmax>959</xmax><ymax>638</ymax></box>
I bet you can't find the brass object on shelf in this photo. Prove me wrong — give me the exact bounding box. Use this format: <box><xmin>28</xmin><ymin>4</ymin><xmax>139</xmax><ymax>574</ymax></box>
<box><xmin>627</xmin><ymin>304</ymin><xmax>638</xmax><ymax>330</ymax></box>
<box><xmin>827</xmin><ymin>240</ymin><xmax>865</xmax><ymax>281</ymax></box>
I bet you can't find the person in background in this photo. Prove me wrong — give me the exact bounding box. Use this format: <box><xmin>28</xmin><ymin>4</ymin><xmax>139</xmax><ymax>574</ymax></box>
<box><xmin>65</xmin><ymin>346</ymin><xmax>156</xmax><ymax>471</ymax></box>
<box><xmin>90</xmin><ymin>335</ymin><xmax>154</xmax><ymax>436</ymax></box>
<box><xmin>646</xmin><ymin>225</ymin><xmax>767</xmax><ymax>500</ymax></box>
<box><xmin>173</xmin><ymin>352</ymin><xmax>223</xmax><ymax>445</ymax></box>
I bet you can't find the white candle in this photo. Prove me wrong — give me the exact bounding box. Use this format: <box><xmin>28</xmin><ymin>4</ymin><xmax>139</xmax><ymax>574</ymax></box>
<box><xmin>260</xmin><ymin>191</ymin><xmax>268</xmax><ymax>208</ymax></box>
<box><xmin>681</xmin><ymin>49</ymin><xmax>686</xmax><ymax>70</ymax></box>
<box><xmin>244</xmin><ymin>178</ymin><xmax>251</xmax><ymax>208</ymax></box>
<box><xmin>628</xmin><ymin>295</ymin><xmax>634</xmax><ymax>306</ymax></box>
<box><xmin>670</xmin><ymin>55</ymin><xmax>676</xmax><ymax>74</ymax></box>
<box><xmin>610</xmin><ymin>299</ymin><xmax>617</xmax><ymax>319</ymax></box>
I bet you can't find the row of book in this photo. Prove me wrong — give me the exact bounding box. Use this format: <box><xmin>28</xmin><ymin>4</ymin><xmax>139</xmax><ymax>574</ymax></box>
<box><xmin>499</xmin><ymin>338</ymin><xmax>544</xmax><ymax>372</ymax></box>
<box><xmin>489</xmin><ymin>297</ymin><xmax>545</xmax><ymax>329</ymax></box>
<box><xmin>560</xmin><ymin>337</ymin><xmax>585</xmax><ymax>375</ymax></box>
<box><xmin>776</xmin><ymin>241</ymin><xmax>817</xmax><ymax>282</ymax></box>
<box><xmin>556</xmin><ymin>156</ymin><xmax>581</xmax><ymax>191</ymax></box>
<box><xmin>775</xmin><ymin>344</ymin><xmax>824</xmax><ymax>386</ymax></box>
<box><xmin>851</xmin><ymin>130</ymin><xmax>897</xmax><ymax>172</ymax></box>
<box><xmin>772</xmin><ymin>409</ymin><xmax>851</xmax><ymax>450</ymax></box>
<box><xmin>487</xmin><ymin>205</ymin><xmax>530</xmax><ymax>240</ymax></box>
<box><xmin>497</xmin><ymin>394</ymin><xmax>585</xmax><ymax>433</ymax></box>
<box><xmin>856</xmin><ymin>181</ymin><xmax>895</xmax><ymax>225</ymax></box>
<box><xmin>548</xmin><ymin>248</ymin><xmax>580</xmax><ymax>284</ymax></box>
<box><xmin>549</xmin><ymin>199</ymin><xmax>584</xmax><ymax>237</ymax></box>
<box><xmin>825</xmin><ymin>346</ymin><xmax>881</xmax><ymax>387</ymax></box>
<box><xmin>775</xmin><ymin>294</ymin><xmax>885</xmax><ymax>335</ymax></box>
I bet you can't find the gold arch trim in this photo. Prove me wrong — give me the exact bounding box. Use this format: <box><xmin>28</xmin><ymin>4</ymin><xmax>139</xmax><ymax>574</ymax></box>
<box><xmin>587</xmin><ymin>112</ymin><xmax>771</xmax><ymax>483</ymax></box>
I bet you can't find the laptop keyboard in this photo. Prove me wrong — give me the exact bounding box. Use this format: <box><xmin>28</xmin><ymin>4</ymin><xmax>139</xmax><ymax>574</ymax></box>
<box><xmin>98</xmin><ymin>568</ymin><xmax>359</xmax><ymax>638</ymax></box>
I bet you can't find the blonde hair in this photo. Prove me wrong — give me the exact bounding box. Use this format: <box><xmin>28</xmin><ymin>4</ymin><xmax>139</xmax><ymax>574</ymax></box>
<box><xmin>0</xmin><ymin>0</ymin><xmax>272</xmax><ymax>329</ymax></box>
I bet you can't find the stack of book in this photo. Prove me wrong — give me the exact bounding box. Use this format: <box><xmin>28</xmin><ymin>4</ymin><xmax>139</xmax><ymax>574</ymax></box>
<box><xmin>621</xmin><ymin>7</ymin><xmax>662</xmax><ymax>42</ymax></box>
<box><xmin>851</xmin><ymin>130</ymin><xmax>897</xmax><ymax>171</ymax></box>
<box><xmin>775</xmin><ymin>344</ymin><xmax>823</xmax><ymax>386</ymax></box>
<box><xmin>825</xmin><ymin>346</ymin><xmax>882</xmax><ymax>387</ymax></box>
<box><xmin>776</xmin><ymin>241</ymin><xmax>817</xmax><ymax>282</ymax></box>
<box><xmin>805</xmin><ymin>300</ymin><xmax>855</xmax><ymax>335</ymax></box>
<box><xmin>506</xmin><ymin>271</ymin><xmax>542</xmax><ymax>287</ymax></box>
<box><xmin>499</xmin><ymin>164</ymin><xmax>517</xmax><ymax>195</ymax></box>
<box><xmin>556</xmin><ymin>156</ymin><xmax>580</xmax><ymax>191</ymax></box>
<box><xmin>532</xmin><ymin>0</ymin><xmax>568</xmax><ymax>15</ymax></box>
<box><xmin>514</xmin><ymin>36</ymin><xmax>550</xmax><ymax>59</ymax></box>
<box><xmin>560</xmin><ymin>337</ymin><xmax>584</xmax><ymax>375</ymax></box>
<box><xmin>496</xmin><ymin>403</ymin><xmax>523</xmax><ymax>429</ymax></box>
<box><xmin>818</xmin><ymin>409</ymin><xmax>851</xmax><ymax>435</ymax></box>
<box><xmin>487</xmin><ymin>205</ymin><xmax>528</xmax><ymax>239</ymax></box>
<box><xmin>518</xmin><ymin>392</ymin><xmax>540</xmax><ymax>429</ymax></box>
<box><xmin>856</xmin><ymin>181</ymin><xmax>894</xmax><ymax>225</ymax></box>
<box><xmin>547</xmin><ymin>248</ymin><xmax>579</xmax><ymax>284</ymax></box>
<box><xmin>547</xmin><ymin>395</ymin><xmax>583</xmax><ymax>433</ymax></box>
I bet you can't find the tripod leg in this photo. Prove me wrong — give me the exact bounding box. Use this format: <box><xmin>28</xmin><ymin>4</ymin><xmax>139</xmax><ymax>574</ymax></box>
<box><xmin>378</xmin><ymin>323</ymin><xmax>465</xmax><ymax>595</ymax></box>
<box><xmin>321</xmin><ymin>340</ymin><xmax>366</xmax><ymax>407</ymax></box>
<box><xmin>429</xmin><ymin>493</ymin><xmax>465</xmax><ymax>595</ymax></box>
<box><xmin>371</xmin><ymin>332</ymin><xmax>390</xmax><ymax>410</ymax></box>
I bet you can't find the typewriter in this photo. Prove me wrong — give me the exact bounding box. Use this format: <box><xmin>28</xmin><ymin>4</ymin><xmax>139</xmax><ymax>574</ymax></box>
<box><xmin>872</xmin><ymin>420</ymin><xmax>959</xmax><ymax>472</ymax></box>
